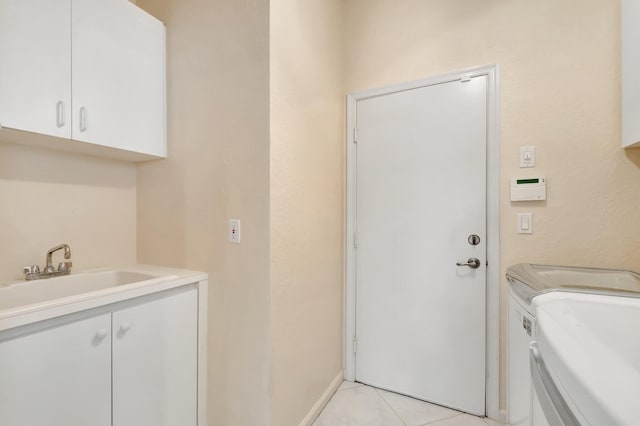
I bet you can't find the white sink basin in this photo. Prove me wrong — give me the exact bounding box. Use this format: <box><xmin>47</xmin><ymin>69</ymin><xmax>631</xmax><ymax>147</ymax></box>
<box><xmin>533</xmin><ymin>292</ymin><xmax>640</xmax><ymax>425</ymax></box>
<box><xmin>0</xmin><ymin>269</ymin><xmax>176</xmax><ymax>312</ymax></box>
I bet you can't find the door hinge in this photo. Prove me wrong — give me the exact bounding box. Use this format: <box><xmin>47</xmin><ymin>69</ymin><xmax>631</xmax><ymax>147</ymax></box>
<box><xmin>353</xmin><ymin>337</ymin><xmax>357</xmax><ymax>353</ymax></box>
<box><xmin>353</xmin><ymin>127</ymin><xmax>358</xmax><ymax>143</ymax></box>
<box><xmin>353</xmin><ymin>233</ymin><xmax>358</xmax><ymax>249</ymax></box>
<box><xmin>461</xmin><ymin>74</ymin><xmax>472</xmax><ymax>83</ymax></box>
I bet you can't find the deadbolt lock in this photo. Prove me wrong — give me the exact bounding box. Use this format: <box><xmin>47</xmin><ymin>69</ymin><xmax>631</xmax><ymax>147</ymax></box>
<box><xmin>468</xmin><ymin>234</ymin><xmax>481</xmax><ymax>246</ymax></box>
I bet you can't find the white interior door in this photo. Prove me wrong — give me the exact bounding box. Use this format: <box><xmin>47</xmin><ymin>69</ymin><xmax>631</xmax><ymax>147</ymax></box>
<box><xmin>355</xmin><ymin>76</ymin><xmax>487</xmax><ymax>415</ymax></box>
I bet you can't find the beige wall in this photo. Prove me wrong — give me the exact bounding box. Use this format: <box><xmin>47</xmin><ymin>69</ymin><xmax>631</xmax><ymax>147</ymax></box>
<box><xmin>269</xmin><ymin>0</ymin><xmax>345</xmax><ymax>425</ymax></box>
<box><xmin>0</xmin><ymin>143</ymin><xmax>137</xmax><ymax>284</ymax></box>
<box><xmin>135</xmin><ymin>0</ymin><xmax>272</xmax><ymax>424</ymax></box>
<box><xmin>344</xmin><ymin>0</ymin><xmax>640</xmax><ymax>411</ymax></box>
<box><xmin>136</xmin><ymin>0</ymin><xmax>345</xmax><ymax>424</ymax></box>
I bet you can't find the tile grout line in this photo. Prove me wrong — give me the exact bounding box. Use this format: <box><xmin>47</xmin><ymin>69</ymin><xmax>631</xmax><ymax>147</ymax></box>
<box><xmin>337</xmin><ymin>382</ymin><xmax>363</xmax><ymax>392</ymax></box>
<box><xmin>373</xmin><ymin>386</ymin><xmax>407</xmax><ymax>426</ymax></box>
<box><xmin>371</xmin><ymin>386</ymin><xmax>468</xmax><ymax>426</ymax></box>
<box><xmin>416</xmin><ymin>413</ymin><xmax>465</xmax><ymax>426</ymax></box>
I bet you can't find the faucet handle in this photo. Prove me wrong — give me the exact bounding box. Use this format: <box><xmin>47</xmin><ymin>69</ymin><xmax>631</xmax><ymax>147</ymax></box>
<box><xmin>57</xmin><ymin>261</ymin><xmax>73</xmax><ymax>272</ymax></box>
<box><xmin>23</xmin><ymin>265</ymin><xmax>40</xmax><ymax>275</ymax></box>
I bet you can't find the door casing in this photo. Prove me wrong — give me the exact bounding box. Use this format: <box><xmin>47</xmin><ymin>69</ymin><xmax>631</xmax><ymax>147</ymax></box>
<box><xmin>344</xmin><ymin>64</ymin><xmax>501</xmax><ymax>420</ymax></box>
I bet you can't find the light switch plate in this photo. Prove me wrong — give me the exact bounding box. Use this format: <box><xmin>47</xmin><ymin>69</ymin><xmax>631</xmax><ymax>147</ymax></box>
<box><xmin>517</xmin><ymin>213</ymin><xmax>533</xmax><ymax>234</ymax></box>
<box><xmin>520</xmin><ymin>146</ymin><xmax>536</xmax><ymax>168</ymax></box>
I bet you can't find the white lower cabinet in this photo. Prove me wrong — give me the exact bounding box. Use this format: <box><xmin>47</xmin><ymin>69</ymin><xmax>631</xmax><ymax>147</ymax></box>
<box><xmin>0</xmin><ymin>313</ymin><xmax>112</xmax><ymax>426</ymax></box>
<box><xmin>0</xmin><ymin>285</ymin><xmax>198</xmax><ymax>426</ymax></box>
<box><xmin>113</xmin><ymin>287</ymin><xmax>198</xmax><ymax>426</ymax></box>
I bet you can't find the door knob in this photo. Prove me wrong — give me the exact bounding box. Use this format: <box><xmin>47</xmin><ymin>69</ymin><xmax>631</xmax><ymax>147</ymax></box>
<box><xmin>456</xmin><ymin>258</ymin><xmax>481</xmax><ymax>269</ymax></box>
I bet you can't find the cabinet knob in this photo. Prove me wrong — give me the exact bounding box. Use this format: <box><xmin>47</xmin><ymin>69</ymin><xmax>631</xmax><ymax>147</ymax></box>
<box><xmin>96</xmin><ymin>329</ymin><xmax>108</xmax><ymax>340</ymax></box>
<box><xmin>119</xmin><ymin>322</ymin><xmax>131</xmax><ymax>333</ymax></box>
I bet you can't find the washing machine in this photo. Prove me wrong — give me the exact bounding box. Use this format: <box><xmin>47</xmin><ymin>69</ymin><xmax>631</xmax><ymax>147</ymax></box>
<box><xmin>507</xmin><ymin>267</ymin><xmax>537</xmax><ymax>426</ymax></box>
<box><xmin>506</xmin><ymin>263</ymin><xmax>640</xmax><ymax>426</ymax></box>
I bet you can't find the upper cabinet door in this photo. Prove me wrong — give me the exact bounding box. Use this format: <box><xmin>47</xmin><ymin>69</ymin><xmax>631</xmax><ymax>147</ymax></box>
<box><xmin>622</xmin><ymin>0</ymin><xmax>640</xmax><ymax>148</ymax></box>
<box><xmin>72</xmin><ymin>0</ymin><xmax>166</xmax><ymax>157</ymax></box>
<box><xmin>0</xmin><ymin>0</ymin><xmax>72</xmax><ymax>138</ymax></box>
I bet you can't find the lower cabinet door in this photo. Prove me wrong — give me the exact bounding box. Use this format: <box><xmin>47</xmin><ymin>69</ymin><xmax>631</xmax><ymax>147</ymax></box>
<box><xmin>113</xmin><ymin>286</ymin><xmax>198</xmax><ymax>426</ymax></box>
<box><xmin>0</xmin><ymin>314</ymin><xmax>112</xmax><ymax>426</ymax></box>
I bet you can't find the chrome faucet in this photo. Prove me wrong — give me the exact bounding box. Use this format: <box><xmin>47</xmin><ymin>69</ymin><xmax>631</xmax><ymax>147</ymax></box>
<box><xmin>24</xmin><ymin>244</ymin><xmax>73</xmax><ymax>280</ymax></box>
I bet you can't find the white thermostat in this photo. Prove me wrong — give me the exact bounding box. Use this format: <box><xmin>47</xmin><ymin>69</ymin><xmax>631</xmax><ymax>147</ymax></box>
<box><xmin>511</xmin><ymin>177</ymin><xmax>546</xmax><ymax>201</ymax></box>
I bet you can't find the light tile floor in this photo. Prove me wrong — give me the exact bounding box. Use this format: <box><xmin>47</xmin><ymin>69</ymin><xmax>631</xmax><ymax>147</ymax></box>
<box><xmin>313</xmin><ymin>381</ymin><xmax>505</xmax><ymax>426</ymax></box>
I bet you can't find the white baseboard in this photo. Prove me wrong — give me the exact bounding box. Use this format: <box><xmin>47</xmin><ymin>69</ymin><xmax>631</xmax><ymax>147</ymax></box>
<box><xmin>492</xmin><ymin>408</ymin><xmax>507</xmax><ymax>423</ymax></box>
<box><xmin>299</xmin><ymin>370</ymin><xmax>344</xmax><ymax>426</ymax></box>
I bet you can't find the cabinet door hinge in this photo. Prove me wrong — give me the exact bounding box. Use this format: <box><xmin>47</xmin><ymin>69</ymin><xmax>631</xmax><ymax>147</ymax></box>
<box><xmin>353</xmin><ymin>127</ymin><xmax>358</xmax><ymax>143</ymax></box>
<box><xmin>353</xmin><ymin>233</ymin><xmax>358</xmax><ymax>249</ymax></box>
<box><xmin>353</xmin><ymin>337</ymin><xmax>358</xmax><ymax>353</ymax></box>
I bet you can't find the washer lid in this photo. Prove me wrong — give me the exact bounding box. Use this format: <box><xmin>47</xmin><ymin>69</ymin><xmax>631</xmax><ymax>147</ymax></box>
<box><xmin>506</xmin><ymin>263</ymin><xmax>640</xmax><ymax>306</ymax></box>
<box><xmin>534</xmin><ymin>292</ymin><xmax>640</xmax><ymax>425</ymax></box>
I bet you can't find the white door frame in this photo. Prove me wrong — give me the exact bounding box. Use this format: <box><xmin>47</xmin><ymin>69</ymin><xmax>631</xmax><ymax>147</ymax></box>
<box><xmin>344</xmin><ymin>64</ymin><xmax>501</xmax><ymax>420</ymax></box>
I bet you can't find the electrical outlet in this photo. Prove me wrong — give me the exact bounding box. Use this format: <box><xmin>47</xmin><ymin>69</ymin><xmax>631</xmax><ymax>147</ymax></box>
<box><xmin>229</xmin><ymin>219</ymin><xmax>241</xmax><ymax>243</ymax></box>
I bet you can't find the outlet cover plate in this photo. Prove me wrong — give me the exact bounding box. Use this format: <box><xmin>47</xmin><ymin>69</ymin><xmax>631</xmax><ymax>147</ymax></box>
<box><xmin>229</xmin><ymin>219</ymin><xmax>241</xmax><ymax>243</ymax></box>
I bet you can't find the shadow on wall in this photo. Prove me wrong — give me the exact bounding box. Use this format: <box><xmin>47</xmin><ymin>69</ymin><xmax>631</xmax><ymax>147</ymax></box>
<box><xmin>625</xmin><ymin>147</ymin><xmax>640</xmax><ymax>170</ymax></box>
<box><xmin>0</xmin><ymin>142</ymin><xmax>136</xmax><ymax>188</ymax></box>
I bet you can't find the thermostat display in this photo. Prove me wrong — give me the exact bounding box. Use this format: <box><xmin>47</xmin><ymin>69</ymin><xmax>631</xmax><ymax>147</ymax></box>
<box><xmin>511</xmin><ymin>177</ymin><xmax>546</xmax><ymax>201</ymax></box>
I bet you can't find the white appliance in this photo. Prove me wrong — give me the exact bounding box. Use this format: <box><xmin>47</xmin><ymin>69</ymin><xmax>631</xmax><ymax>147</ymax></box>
<box><xmin>506</xmin><ymin>264</ymin><xmax>640</xmax><ymax>426</ymax></box>
<box><xmin>507</xmin><ymin>279</ymin><xmax>536</xmax><ymax>426</ymax></box>
<box><xmin>529</xmin><ymin>341</ymin><xmax>580</xmax><ymax>426</ymax></box>
<box><xmin>531</xmin><ymin>291</ymin><xmax>640</xmax><ymax>426</ymax></box>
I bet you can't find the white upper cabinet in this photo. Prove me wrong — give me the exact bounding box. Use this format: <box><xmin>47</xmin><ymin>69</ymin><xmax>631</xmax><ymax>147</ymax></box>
<box><xmin>0</xmin><ymin>0</ymin><xmax>166</xmax><ymax>161</ymax></box>
<box><xmin>622</xmin><ymin>0</ymin><xmax>640</xmax><ymax>148</ymax></box>
<box><xmin>72</xmin><ymin>0</ymin><xmax>166</xmax><ymax>157</ymax></box>
<box><xmin>0</xmin><ymin>0</ymin><xmax>72</xmax><ymax>139</ymax></box>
